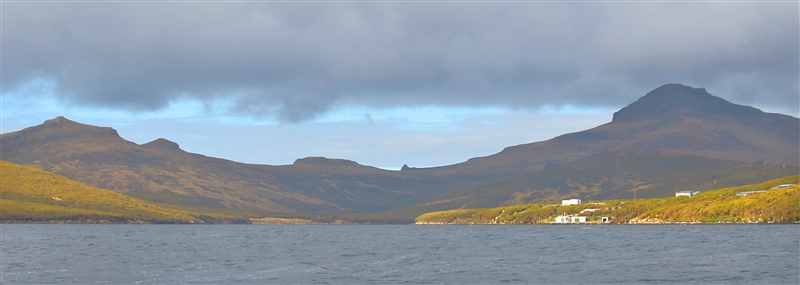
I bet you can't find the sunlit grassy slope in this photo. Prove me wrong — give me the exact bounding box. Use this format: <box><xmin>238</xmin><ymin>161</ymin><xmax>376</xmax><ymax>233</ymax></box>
<box><xmin>0</xmin><ymin>160</ymin><xmax>201</xmax><ymax>223</ymax></box>
<box><xmin>415</xmin><ymin>176</ymin><xmax>799</xmax><ymax>224</ymax></box>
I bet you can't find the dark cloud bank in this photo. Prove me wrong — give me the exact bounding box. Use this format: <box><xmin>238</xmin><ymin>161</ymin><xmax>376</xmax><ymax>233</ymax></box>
<box><xmin>3</xmin><ymin>2</ymin><xmax>798</xmax><ymax>122</ymax></box>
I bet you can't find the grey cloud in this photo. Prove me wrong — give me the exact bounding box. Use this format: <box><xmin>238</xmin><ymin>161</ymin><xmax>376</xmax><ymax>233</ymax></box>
<box><xmin>3</xmin><ymin>2</ymin><xmax>798</xmax><ymax>121</ymax></box>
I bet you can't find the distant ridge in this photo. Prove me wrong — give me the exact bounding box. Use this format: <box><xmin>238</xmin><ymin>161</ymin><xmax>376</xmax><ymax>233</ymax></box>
<box><xmin>294</xmin><ymin>157</ymin><xmax>361</xmax><ymax>167</ymax></box>
<box><xmin>142</xmin><ymin>138</ymin><xmax>184</xmax><ymax>152</ymax></box>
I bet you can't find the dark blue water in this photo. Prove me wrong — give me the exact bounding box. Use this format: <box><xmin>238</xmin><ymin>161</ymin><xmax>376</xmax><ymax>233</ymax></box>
<box><xmin>1</xmin><ymin>225</ymin><xmax>798</xmax><ymax>284</ymax></box>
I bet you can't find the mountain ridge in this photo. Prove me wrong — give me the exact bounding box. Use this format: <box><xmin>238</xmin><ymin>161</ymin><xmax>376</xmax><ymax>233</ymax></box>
<box><xmin>1</xmin><ymin>83</ymin><xmax>797</xmax><ymax>218</ymax></box>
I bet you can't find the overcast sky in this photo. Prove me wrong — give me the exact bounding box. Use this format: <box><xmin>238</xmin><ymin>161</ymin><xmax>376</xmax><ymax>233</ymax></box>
<box><xmin>2</xmin><ymin>1</ymin><xmax>798</xmax><ymax>169</ymax></box>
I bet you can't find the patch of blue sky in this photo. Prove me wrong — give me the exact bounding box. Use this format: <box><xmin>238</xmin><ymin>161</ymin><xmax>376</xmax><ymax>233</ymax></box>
<box><xmin>537</xmin><ymin>104</ymin><xmax>617</xmax><ymax>115</ymax></box>
<box><xmin>1</xmin><ymin>78</ymin><xmax>63</xmax><ymax>132</ymax></box>
<box><xmin>2</xmin><ymin>76</ymin><xmax>619</xmax><ymax>138</ymax></box>
<box><xmin>317</xmin><ymin>105</ymin><xmax>510</xmax><ymax>132</ymax></box>
<box><xmin>0</xmin><ymin>78</ymin><xmax>269</xmax><ymax>130</ymax></box>
<box><xmin>2</xmin><ymin>87</ymin><xmax>201</xmax><ymax>130</ymax></box>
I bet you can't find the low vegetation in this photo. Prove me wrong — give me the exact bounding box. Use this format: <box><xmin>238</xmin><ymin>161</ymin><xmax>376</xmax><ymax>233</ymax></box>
<box><xmin>415</xmin><ymin>176</ymin><xmax>800</xmax><ymax>224</ymax></box>
<box><xmin>4</xmin><ymin>158</ymin><xmax>797</xmax><ymax>225</ymax></box>
<box><xmin>0</xmin><ymin>160</ymin><xmax>247</xmax><ymax>223</ymax></box>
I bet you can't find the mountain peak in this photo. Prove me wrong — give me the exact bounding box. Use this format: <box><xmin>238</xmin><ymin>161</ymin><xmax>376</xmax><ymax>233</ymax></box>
<box><xmin>142</xmin><ymin>138</ymin><xmax>183</xmax><ymax>152</ymax></box>
<box><xmin>293</xmin><ymin>157</ymin><xmax>361</xmax><ymax>167</ymax></box>
<box><xmin>612</xmin><ymin>84</ymin><xmax>763</xmax><ymax>123</ymax></box>
<box><xmin>0</xmin><ymin>116</ymin><xmax>121</xmax><ymax>143</ymax></box>
<box><xmin>44</xmin><ymin>116</ymin><xmax>72</xmax><ymax>124</ymax></box>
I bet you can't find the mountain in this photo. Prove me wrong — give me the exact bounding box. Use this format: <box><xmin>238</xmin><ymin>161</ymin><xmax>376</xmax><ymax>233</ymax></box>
<box><xmin>0</xmin><ymin>117</ymin><xmax>482</xmax><ymax>213</ymax></box>
<box><xmin>422</xmin><ymin>84</ymin><xmax>798</xmax><ymax>174</ymax></box>
<box><xmin>1</xmin><ymin>84</ymin><xmax>797</xmax><ymax>219</ymax></box>
<box><xmin>394</xmin><ymin>84</ymin><xmax>799</xmax><ymax>214</ymax></box>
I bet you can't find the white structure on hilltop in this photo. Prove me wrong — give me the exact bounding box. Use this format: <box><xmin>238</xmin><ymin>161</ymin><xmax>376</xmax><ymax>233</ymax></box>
<box><xmin>562</xmin><ymin>199</ymin><xmax>581</xmax><ymax>205</ymax></box>
<box><xmin>736</xmin><ymin>190</ymin><xmax>767</xmax><ymax>196</ymax></box>
<box><xmin>675</xmin><ymin>191</ymin><xmax>699</xmax><ymax>197</ymax></box>
<box><xmin>772</xmin><ymin>184</ymin><xmax>795</xmax><ymax>189</ymax></box>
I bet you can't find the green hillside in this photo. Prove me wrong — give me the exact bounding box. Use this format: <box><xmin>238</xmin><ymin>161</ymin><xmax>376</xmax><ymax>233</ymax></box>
<box><xmin>415</xmin><ymin>176</ymin><xmax>800</xmax><ymax>224</ymax></box>
<box><xmin>0</xmin><ymin>160</ymin><xmax>203</xmax><ymax>223</ymax></box>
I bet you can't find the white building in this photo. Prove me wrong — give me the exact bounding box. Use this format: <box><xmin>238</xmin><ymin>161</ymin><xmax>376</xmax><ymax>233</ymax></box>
<box><xmin>562</xmin><ymin>199</ymin><xmax>582</xmax><ymax>205</ymax></box>
<box><xmin>554</xmin><ymin>215</ymin><xmax>571</xmax><ymax>223</ymax></box>
<box><xmin>675</xmin><ymin>191</ymin><xmax>699</xmax><ymax>197</ymax></box>
<box><xmin>580</xmin><ymin>208</ymin><xmax>599</xmax><ymax>214</ymax></box>
<box><xmin>571</xmin><ymin>216</ymin><xmax>586</xmax><ymax>223</ymax></box>
<box><xmin>554</xmin><ymin>215</ymin><xmax>586</xmax><ymax>223</ymax></box>
<box><xmin>736</xmin><ymin>190</ymin><xmax>767</xmax><ymax>196</ymax></box>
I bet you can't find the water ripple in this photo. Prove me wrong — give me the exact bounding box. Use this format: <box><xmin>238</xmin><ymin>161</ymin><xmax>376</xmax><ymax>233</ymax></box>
<box><xmin>1</xmin><ymin>225</ymin><xmax>798</xmax><ymax>284</ymax></box>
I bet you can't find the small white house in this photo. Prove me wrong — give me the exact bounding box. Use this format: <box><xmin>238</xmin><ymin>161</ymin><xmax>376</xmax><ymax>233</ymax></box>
<box><xmin>571</xmin><ymin>216</ymin><xmax>586</xmax><ymax>223</ymax></box>
<box><xmin>554</xmin><ymin>215</ymin><xmax>571</xmax><ymax>223</ymax></box>
<box><xmin>675</xmin><ymin>191</ymin><xmax>699</xmax><ymax>197</ymax></box>
<box><xmin>562</xmin><ymin>199</ymin><xmax>582</xmax><ymax>205</ymax></box>
<box><xmin>554</xmin><ymin>215</ymin><xmax>586</xmax><ymax>223</ymax></box>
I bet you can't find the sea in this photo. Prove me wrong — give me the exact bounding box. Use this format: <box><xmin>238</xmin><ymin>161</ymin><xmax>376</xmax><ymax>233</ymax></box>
<box><xmin>1</xmin><ymin>224</ymin><xmax>798</xmax><ymax>284</ymax></box>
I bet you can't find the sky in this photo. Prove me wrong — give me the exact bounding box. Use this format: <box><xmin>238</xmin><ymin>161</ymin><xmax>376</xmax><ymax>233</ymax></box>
<box><xmin>2</xmin><ymin>1</ymin><xmax>798</xmax><ymax>170</ymax></box>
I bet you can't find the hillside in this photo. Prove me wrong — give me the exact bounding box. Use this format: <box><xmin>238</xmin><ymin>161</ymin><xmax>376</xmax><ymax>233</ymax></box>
<box><xmin>0</xmin><ymin>160</ymin><xmax>202</xmax><ymax>223</ymax></box>
<box><xmin>415</xmin><ymin>176</ymin><xmax>800</xmax><ymax>224</ymax></box>
<box><xmin>1</xmin><ymin>84</ymin><xmax>797</xmax><ymax>218</ymax></box>
<box><xmin>395</xmin><ymin>150</ymin><xmax>799</xmax><ymax>216</ymax></box>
